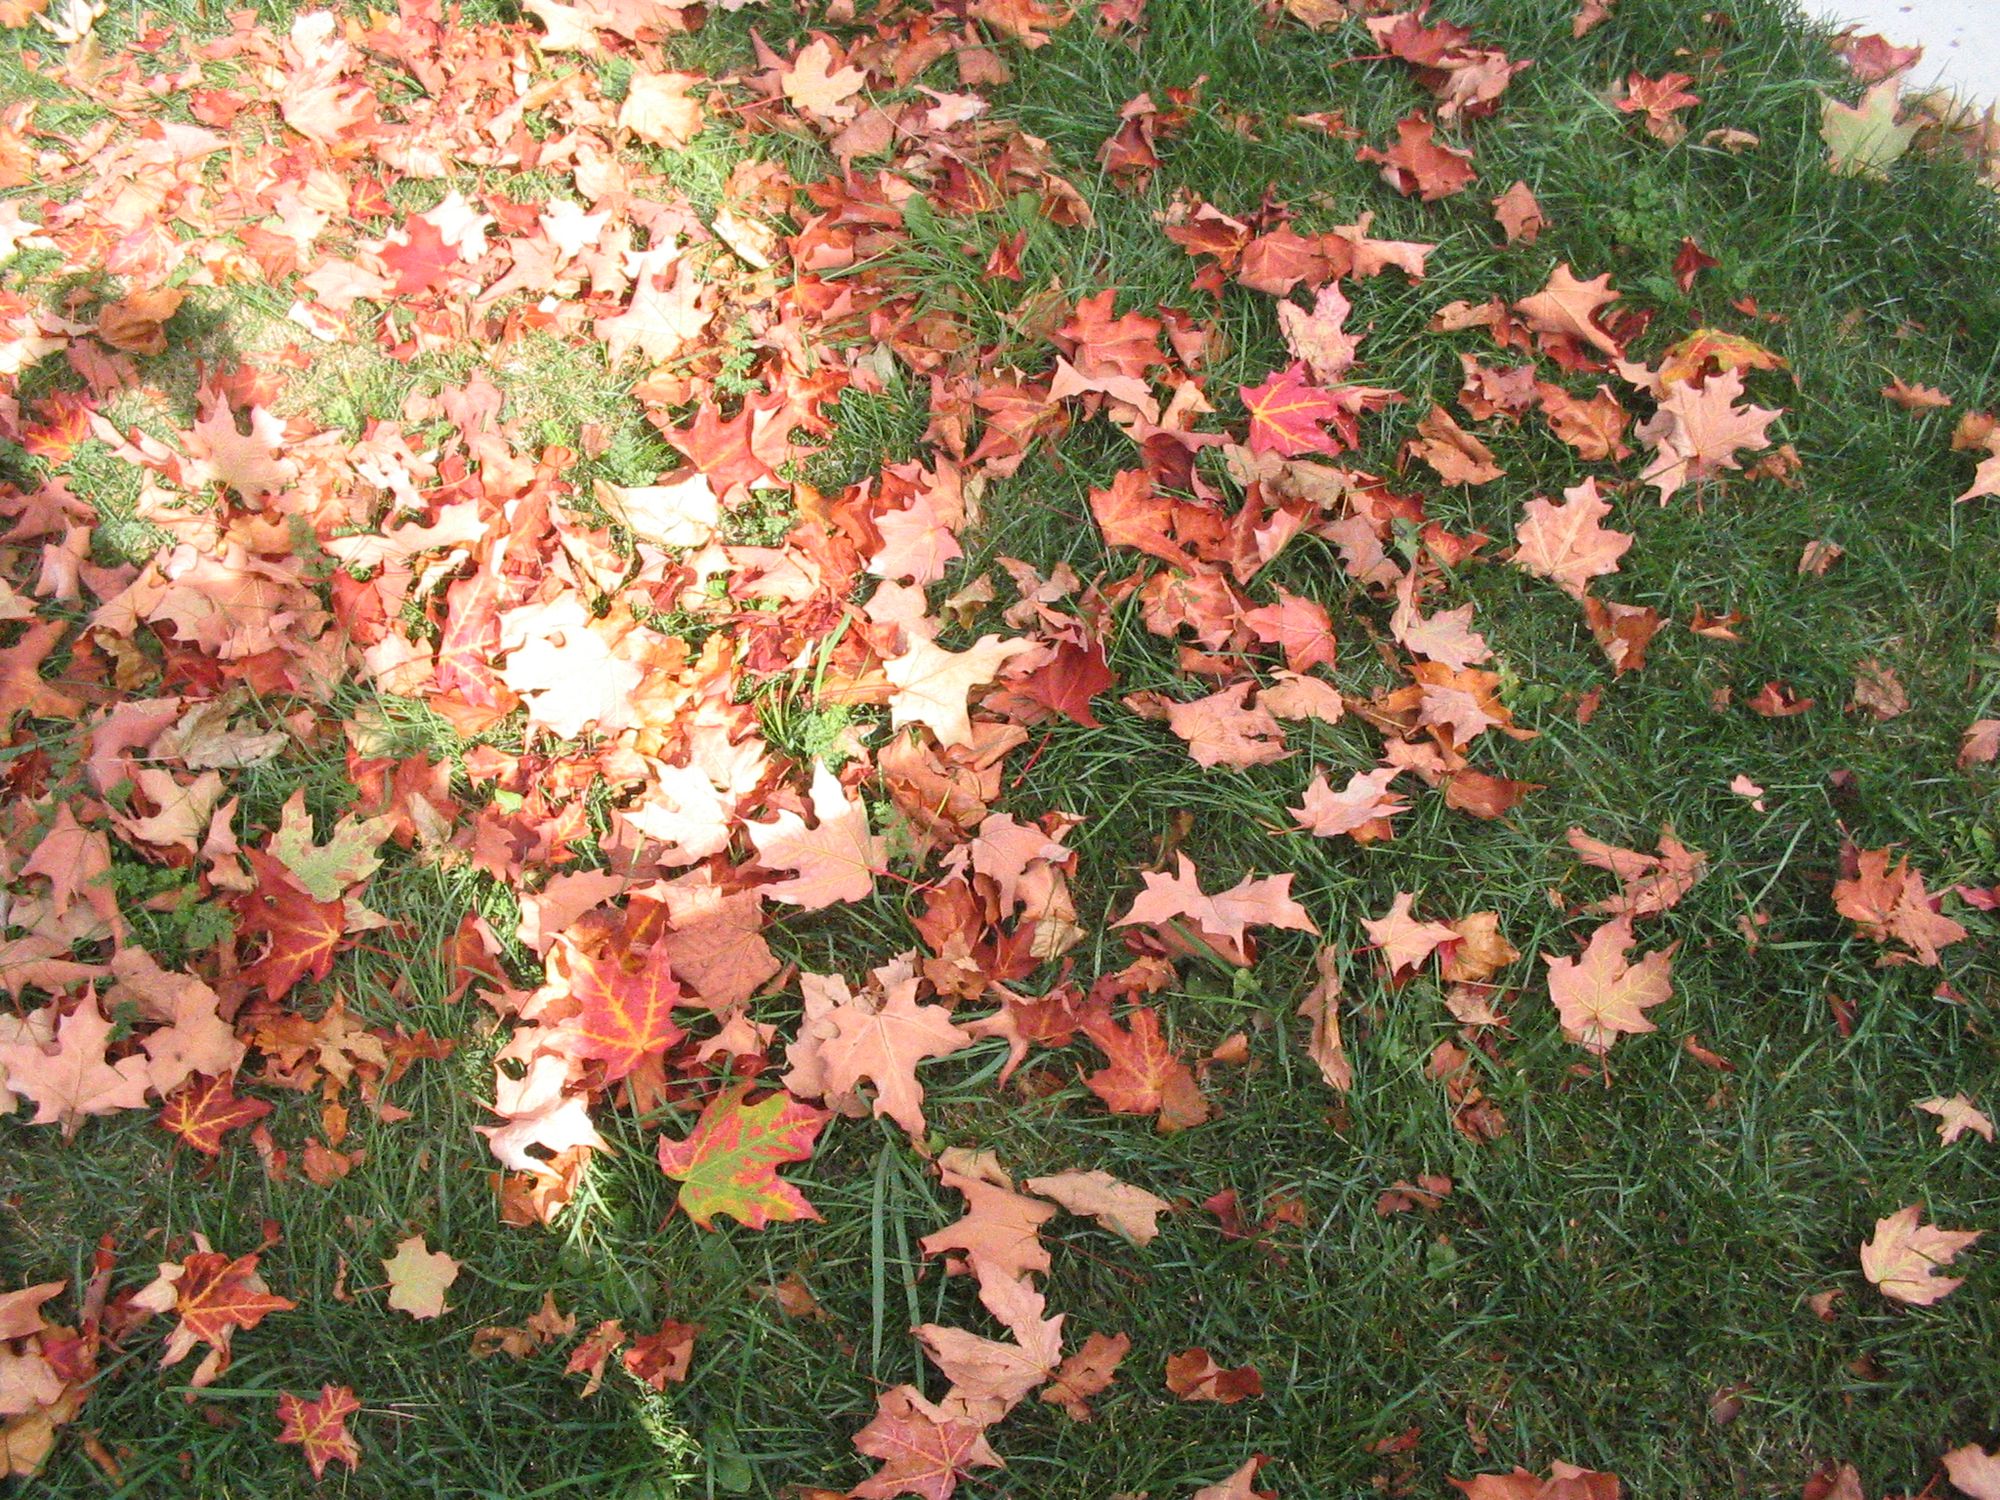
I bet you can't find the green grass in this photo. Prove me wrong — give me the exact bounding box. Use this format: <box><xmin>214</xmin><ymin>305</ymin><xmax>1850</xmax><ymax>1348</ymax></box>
<box><xmin>4</xmin><ymin>0</ymin><xmax>1999</xmax><ymax>1495</ymax></box>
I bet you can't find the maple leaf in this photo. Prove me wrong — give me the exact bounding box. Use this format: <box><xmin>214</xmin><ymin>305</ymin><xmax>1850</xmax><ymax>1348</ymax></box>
<box><xmin>595</xmin><ymin>472</ymin><xmax>719</xmax><ymax>549</ymax></box>
<box><xmin>818</xmin><ymin>978</ymin><xmax>972</xmax><ymax>1138</ymax></box>
<box><xmin>19</xmin><ymin>803</ymin><xmax>116</xmax><ymax>931</ymax></box>
<box><xmin>0</xmin><ymin>620</ymin><xmax>85</xmax><ymax>723</ymax></box>
<box><xmin>1292</xmin><ymin>766</ymin><xmax>1408</xmax><ymax>842</ymax></box>
<box><xmin>1363</xmin><ymin>892</ymin><xmax>1459</xmax><ymax>976</ymax></box>
<box><xmin>135</xmin><ymin>1248</ymin><xmax>295</xmax><ymax>1385</ymax></box>
<box><xmin>270</xmin><ymin>789</ymin><xmax>395</xmax><ymax>901</ymax></box>
<box><xmin>275</xmin><ymin>1384</ymin><xmax>361</xmax><ymax>1479</ymax></box>
<box><xmin>622</xmin><ymin>1318</ymin><xmax>698</xmax><ymax>1390</ymax></box>
<box><xmin>565</xmin><ymin>943</ymin><xmax>686</xmax><ymax>1080</ymax></box>
<box><xmin>1358</xmin><ymin>110</ymin><xmax>1476</xmax><ymax>199</ymax></box>
<box><xmin>1512</xmin><ymin>478</ymin><xmax>1633</xmax><ymax>598</ymax></box>
<box><xmin>1945</xmin><ymin>1445</ymin><xmax>2000</xmax><ymax>1500</ymax></box>
<box><xmin>1024</xmin><ymin>1169</ymin><xmax>1171</xmax><ymax>1245</ymax></box>
<box><xmin>1240</xmin><ymin>363</ymin><xmax>1353</xmax><ymax>458</ymax></box>
<box><xmin>1391</xmin><ymin>576</ymin><xmax>1491</xmax><ymax>672</ymax></box>
<box><xmin>1617</xmin><ymin>71</ymin><xmax>1699</xmax><ymax>143</ymax></box>
<box><xmin>1584</xmin><ymin>596</ymin><xmax>1659</xmax><ymax>675</ymax></box>
<box><xmin>1451</xmin><ymin>1461</ymin><xmax>1622</xmax><ymax>1499</ymax></box>
<box><xmin>1040</xmin><ymin>1330</ymin><xmax>1130</xmax><ymax>1422</ymax></box>
<box><xmin>0</xmin><ymin>996</ymin><xmax>150</xmax><ymax>1137</ymax></box>
<box><xmin>1822</xmin><ymin>81</ymin><xmax>1918</xmax><ymax>177</ymax></box>
<box><xmin>1409</xmin><ymin>403</ymin><xmax>1504</xmax><ymax>484</ymax></box>
<box><xmin>158</xmin><ymin>1072</ymin><xmax>272</xmax><ymax>1156</ymax></box>
<box><xmin>1081</xmin><ymin>1006</ymin><xmax>1210</xmax><ymax>1131</ymax></box>
<box><xmin>782</xmin><ymin>36</ymin><xmax>866</xmax><ymax>126</ymax></box>
<box><xmin>1513</xmin><ymin>264</ymin><xmax>1622</xmax><ymax>358</ymax></box>
<box><xmin>619</xmin><ymin>68</ymin><xmax>703</xmax><ymax>147</ymax></box>
<box><xmin>1241</xmin><ymin>591</ymin><xmax>1338</xmax><ymax>673</ymax></box>
<box><xmin>1833</xmin><ymin>848</ymin><xmax>1967</xmax><ymax>966</ymax></box>
<box><xmin>234</xmin><ymin>848</ymin><xmax>348</xmax><ymax>1001</ymax></box>
<box><xmin>1114</xmin><ymin>854</ymin><xmax>1318</xmax><ymax>949</ymax></box>
<box><xmin>1849</xmin><ymin>657</ymin><xmax>1908</xmax><ymax>721</ymax></box>
<box><xmin>746</xmin><ymin>762</ymin><xmax>886</xmax><ymax>909</ymax></box>
<box><xmin>1637</xmin><ymin>370</ymin><xmax>1781</xmax><ymax>501</ymax></box>
<box><xmin>656</xmin><ymin>1085</ymin><xmax>828</xmax><ymax>1230</ymax></box>
<box><xmin>1492</xmin><ymin>180</ymin><xmax>1543</xmax><ymax>243</ymax></box>
<box><xmin>1195</xmin><ymin>1456</ymin><xmax>1278</xmax><ymax>1500</ymax></box>
<box><xmin>1165</xmin><ymin>682</ymin><xmax>1290</xmax><ymax>769</ymax></box>
<box><xmin>1915</xmin><ymin>1094</ymin><xmax>1994</xmax><ymax>1145</ymax></box>
<box><xmin>383</xmin><ymin>1235</ymin><xmax>459</xmax><ymax>1320</ymax></box>
<box><xmin>1164</xmin><ymin>1348</ymin><xmax>1263</xmax><ymax>1403</ymax></box>
<box><xmin>378</xmin><ymin>217</ymin><xmax>459</xmax><ymax>295</ymax></box>
<box><xmin>849</xmin><ymin>1384</ymin><xmax>1003</xmax><ymax>1500</ymax></box>
<box><xmin>920</xmin><ymin>1154</ymin><xmax>1058</xmax><ymax>1287</ymax></box>
<box><xmin>1544</xmin><ymin>915</ymin><xmax>1673</xmax><ymax>1054</ymax></box>
<box><xmin>1565</xmin><ymin>826</ymin><xmax>1707</xmax><ymax>916</ymax></box>
<box><xmin>886</xmin><ymin>635</ymin><xmax>1029</xmax><ymax>749</ymax></box>
<box><xmin>1296</xmin><ymin>945</ymin><xmax>1352</xmax><ymax>1092</ymax></box>
<box><xmin>917</xmin><ymin>1271</ymin><xmax>1064</xmax><ymax>1421</ymax></box>
<box><xmin>1860</xmin><ymin>1204</ymin><xmax>1981</xmax><ymax>1305</ymax></box>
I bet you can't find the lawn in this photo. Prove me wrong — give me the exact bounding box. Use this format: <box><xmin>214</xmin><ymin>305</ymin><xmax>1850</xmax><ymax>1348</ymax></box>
<box><xmin>2</xmin><ymin>0</ymin><xmax>1998</xmax><ymax>1496</ymax></box>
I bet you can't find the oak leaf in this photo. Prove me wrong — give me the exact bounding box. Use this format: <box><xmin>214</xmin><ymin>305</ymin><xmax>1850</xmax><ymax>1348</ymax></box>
<box><xmin>655</xmin><ymin>1085</ymin><xmax>828</xmax><ymax>1230</ymax></box>
<box><xmin>1860</xmin><ymin>1204</ymin><xmax>1980</xmax><ymax>1305</ymax></box>
<box><xmin>275</xmin><ymin>1385</ymin><xmax>361</xmax><ymax>1479</ymax></box>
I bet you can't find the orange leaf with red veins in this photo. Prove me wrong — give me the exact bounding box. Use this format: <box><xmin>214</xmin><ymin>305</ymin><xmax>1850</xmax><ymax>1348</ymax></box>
<box><xmin>275</xmin><ymin>1384</ymin><xmax>361</xmax><ymax>1479</ymax></box>
<box><xmin>1240</xmin><ymin>364</ymin><xmax>1353</xmax><ymax>458</ymax></box>
<box><xmin>1164</xmin><ymin>1348</ymin><xmax>1263</xmax><ymax>1403</ymax></box>
<box><xmin>747</xmin><ymin>762</ymin><xmax>886</xmax><ymax>909</ymax></box>
<box><xmin>886</xmin><ymin>634</ymin><xmax>1030</xmax><ymax>748</ymax></box>
<box><xmin>1292</xmin><ymin>766</ymin><xmax>1408</xmax><ymax>842</ymax></box>
<box><xmin>1832</xmin><ymin>847</ymin><xmax>1966</xmax><ymax>966</ymax></box>
<box><xmin>158</xmin><ymin>1072</ymin><xmax>272</xmax><ymax>1156</ymax></box>
<box><xmin>1165</xmin><ymin>682</ymin><xmax>1290</xmax><ymax>769</ymax></box>
<box><xmin>1082</xmin><ymin>1007</ymin><xmax>1211</xmax><ymax>1130</ymax></box>
<box><xmin>1114</xmin><ymin>854</ymin><xmax>1319</xmax><ymax>947</ymax></box>
<box><xmin>1916</xmin><ymin>1094</ymin><xmax>1994</xmax><ymax>1145</ymax></box>
<box><xmin>1860</xmin><ymin>1204</ymin><xmax>1981</xmax><ymax>1305</ymax></box>
<box><xmin>849</xmin><ymin>1384</ymin><xmax>1003</xmax><ymax>1500</ymax></box>
<box><xmin>1040</xmin><ymin>1330</ymin><xmax>1130</xmax><ymax>1422</ymax></box>
<box><xmin>235</xmin><ymin>849</ymin><xmax>348</xmax><ymax>1001</ymax></box>
<box><xmin>1391</xmin><ymin>574</ymin><xmax>1490</xmax><ymax>671</ymax></box>
<box><xmin>1513</xmin><ymin>263</ymin><xmax>1623</xmax><ymax>358</ymax></box>
<box><xmin>1513</xmin><ymin>478</ymin><xmax>1632</xmax><ymax>598</ymax></box>
<box><xmin>1363</xmin><ymin>892</ymin><xmax>1459</xmax><ymax>976</ymax></box>
<box><xmin>566</xmin><ymin>943</ymin><xmax>685</xmax><ymax>1081</ymax></box>
<box><xmin>656</xmin><ymin>1085</ymin><xmax>828</xmax><ymax>1230</ymax></box>
<box><xmin>1637</xmin><ymin>369</ymin><xmax>1782</xmax><ymax>501</ymax></box>
<box><xmin>0</xmin><ymin>996</ymin><xmax>150</xmax><ymax>1136</ymax></box>
<box><xmin>1544</xmin><ymin>915</ymin><xmax>1673</xmax><ymax>1054</ymax></box>
<box><xmin>818</xmin><ymin>979</ymin><xmax>972</xmax><ymax>1139</ymax></box>
<box><xmin>1241</xmin><ymin>590</ymin><xmax>1338</xmax><ymax>672</ymax></box>
<box><xmin>1357</xmin><ymin>111</ymin><xmax>1476</xmax><ymax>199</ymax></box>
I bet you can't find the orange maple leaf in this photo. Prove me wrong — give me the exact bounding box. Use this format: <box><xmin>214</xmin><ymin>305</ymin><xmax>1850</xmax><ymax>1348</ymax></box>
<box><xmin>275</xmin><ymin>1384</ymin><xmax>361</xmax><ymax>1479</ymax></box>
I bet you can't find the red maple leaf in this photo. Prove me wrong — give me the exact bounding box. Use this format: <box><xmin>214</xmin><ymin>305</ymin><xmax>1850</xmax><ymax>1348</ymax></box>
<box><xmin>1356</xmin><ymin>111</ymin><xmax>1477</xmax><ymax>200</ymax></box>
<box><xmin>1015</xmin><ymin>637</ymin><xmax>1116</xmax><ymax>727</ymax></box>
<box><xmin>276</xmin><ymin>1384</ymin><xmax>362</xmax><ymax>1479</ymax></box>
<box><xmin>1240</xmin><ymin>364</ymin><xmax>1353</xmax><ymax>458</ymax></box>
<box><xmin>1082</xmin><ymin>1007</ymin><xmax>1210</xmax><ymax>1131</ymax></box>
<box><xmin>235</xmin><ymin>849</ymin><xmax>348</xmax><ymax>1001</ymax></box>
<box><xmin>566</xmin><ymin>943</ymin><xmax>686</xmax><ymax>1081</ymax></box>
<box><xmin>377</xmin><ymin>217</ymin><xmax>459</xmax><ymax>296</ymax></box>
<box><xmin>158</xmin><ymin>1072</ymin><xmax>273</xmax><ymax>1157</ymax></box>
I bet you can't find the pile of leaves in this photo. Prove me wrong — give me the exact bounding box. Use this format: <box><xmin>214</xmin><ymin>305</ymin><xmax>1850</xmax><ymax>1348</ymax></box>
<box><xmin>0</xmin><ymin>0</ymin><xmax>1996</xmax><ymax>1493</ymax></box>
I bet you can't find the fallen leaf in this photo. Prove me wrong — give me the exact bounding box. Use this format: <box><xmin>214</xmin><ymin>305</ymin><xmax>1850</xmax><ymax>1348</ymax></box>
<box><xmin>656</xmin><ymin>1085</ymin><xmax>829</xmax><ymax>1230</ymax></box>
<box><xmin>383</xmin><ymin>1235</ymin><xmax>459</xmax><ymax>1320</ymax></box>
<box><xmin>1859</xmin><ymin>1204</ymin><xmax>1980</xmax><ymax>1305</ymax></box>
<box><xmin>275</xmin><ymin>1384</ymin><xmax>361</xmax><ymax>1479</ymax></box>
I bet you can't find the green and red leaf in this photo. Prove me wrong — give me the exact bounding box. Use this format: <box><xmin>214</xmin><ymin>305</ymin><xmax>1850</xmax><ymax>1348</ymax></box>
<box><xmin>656</xmin><ymin>1085</ymin><xmax>829</xmax><ymax>1230</ymax></box>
